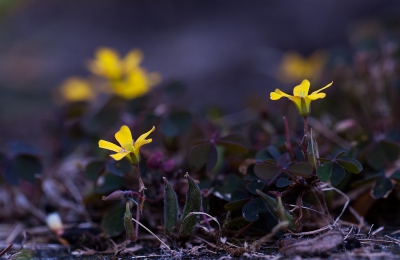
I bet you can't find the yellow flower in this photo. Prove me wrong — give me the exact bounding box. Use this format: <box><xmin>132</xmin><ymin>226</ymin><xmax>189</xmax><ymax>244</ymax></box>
<box><xmin>59</xmin><ymin>77</ymin><xmax>95</xmax><ymax>102</ymax></box>
<box><xmin>277</xmin><ymin>50</ymin><xmax>327</xmax><ymax>83</ymax></box>
<box><xmin>87</xmin><ymin>47</ymin><xmax>143</xmax><ymax>80</ymax></box>
<box><xmin>270</xmin><ymin>79</ymin><xmax>332</xmax><ymax>117</ymax></box>
<box><xmin>110</xmin><ymin>68</ymin><xmax>161</xmax><ymax>100</ymax></box>
<box><xmin>99</xmin><ymin>125</ymin><xmax>155</xmax><ymax>165</ymax></box>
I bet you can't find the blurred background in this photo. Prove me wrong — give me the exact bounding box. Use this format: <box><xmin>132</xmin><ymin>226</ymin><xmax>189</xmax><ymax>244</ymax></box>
<box><xmin>1</xmin><ymin>0</ymin><xmax>400</xmax><ymax>146</ymax></box>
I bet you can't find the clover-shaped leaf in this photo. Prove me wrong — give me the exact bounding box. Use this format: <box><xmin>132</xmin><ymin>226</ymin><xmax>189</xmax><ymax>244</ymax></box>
<box><xmin>160</xmin><ymin>111</ymin><xmax>192</xmax><ymax>137</ymax></box>
<box><xmin>254</xmin><ymin>163</ymin><xmax>281</xmax><ymax>181</ymax></box>
<box><xmin>216</xmin><ymin>133</ymin><xmax>248</xmax><ymax>155</ymax></box>
<box><xmin>242</xmin><ymin>197</ymin><xmax>268</xmax><ymax>222</ymax></box>
<box><xmin>317</xmin><ymin>161</ymin><xmax>346</xmax><ymax>185</ymax></box>
<box><xmin>371</xmin><ymin>177</ymin><xmax>393</xmax><ymax>199</ymax></box>
<box><xmin>246</xmin><ymin>181</ymin><xmax>265</xmax><ymax>195</ymax></box>
<box><xmin>286</xmin><ymin>162</ymin><xmax>313</xmax><ymax>178</ymax></box>
<box><xmin>189</xmin><ymin>141</ymin><xmax>218</xmax><ymax>170</ymax></box>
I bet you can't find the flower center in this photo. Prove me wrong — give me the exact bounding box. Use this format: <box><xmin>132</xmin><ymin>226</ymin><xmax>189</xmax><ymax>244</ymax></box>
<box><xmin>121</xmin><ymin>141</ymin><xmax>134</xmax><ymax>152</ymax></box>
<box><xmin>297</xmin><ymin>91</ymin><xmax>307</xmax><ymax>97</ymax></box>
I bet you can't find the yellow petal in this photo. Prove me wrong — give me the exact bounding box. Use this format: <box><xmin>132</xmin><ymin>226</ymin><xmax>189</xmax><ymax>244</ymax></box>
<box><xmin>59</xmin><ymin>77</ymin><xmax>95</xmax><ymax>102</ymax></box>
<box><xmin>311</xmin><ymin>81</ymin><xmax>333</xmax><ymax>95</ymax></box>
<box><xmin>135</xmin><ymin>126</ymin><xmax>155</xmax><ymax>145</ymax></box>
<box><xmin>124</xmin><ymin>49</ymin><xmax>143</xmax><ymax>73</ymax></box>
<box><xmin>110</xmin><ymin>69</ymin><xmax>150</xmax><ymax>100</ymax></box>
<box><xmin>293</xmin><ymin>79</ymin><xmax>310</xmax><ymax>97</ymax></box>
<box><xmin>110</xmin><ymin>152</ymin><xmax>130</xmax><ymax>161</ymax></box>
<box><xmin>288</xmin><ymin>96</ymin><xmax>302</xmax><ymax>110</ymax></box>
<box><xmin>270</xmin><ymin>89</ymin><xmax>292</xmax><ymax>100</ymax></box>
<box><xmin>307</xmin><ymin>93</ymin><xmax>326</xmax><ymax>100</ymax></box>
<box><xmin>115</xmin><ymin>125</ymin><xmax>133</xmax><ymax>148</ymax></box>
<box><xmin>133</xmin><ymin>126</ymin><xmax>155</xmax><ymax>156</ymax></box>
<box><xmin>88</xmin><ymin>47</ymin><xmax>122</xmax><ymax>79</ymax></box>
<box><xmin>99</xmin><ymin>140</ymin><xmax>122</xmax><ymax>152</ymax></box>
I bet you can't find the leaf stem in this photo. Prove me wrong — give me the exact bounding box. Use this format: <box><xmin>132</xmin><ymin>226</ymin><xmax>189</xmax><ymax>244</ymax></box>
<box><xmin>283</xmin><ymin>116</ymin><xmax>294</xmax><ymax>161</ymax></box>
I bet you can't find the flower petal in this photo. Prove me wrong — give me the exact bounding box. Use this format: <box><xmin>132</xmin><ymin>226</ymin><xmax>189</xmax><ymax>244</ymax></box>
<box><xmin>133</xmin><ymin>126</ymin><xmax>155</xmax><ymax>157</ymax></box>
<box><xmin>293</xmin><ymin>79</ymin><xmax>310</xmax><ymax>97</ymax></box>
<box><xmin>270</xmin><ymin>89</ymin><xmax>292</xmax><ymax>100</ymax></box>
<box><xmin>115</xmin><ymin>125</ymin><xmax>133</xmax><ymax>148</ymax></box>
<box><xmin>311</xmin><ymin>81</ymin><xmax>333</xmax><ymax>95</ymax></box>
<box><xmin>124</xmin><ymin>49</ymin><xmax>143</xmax><ymax>73</ymax></box>
<box><xmin>307</xmin><ymin>93</ymin><xmax>326</xmax><ymax>100</ymax></box>
<box><xmin>110</xmin><ymin>152</ymin><xmax>130</xmax><ymax>161</ymax></box>
<box><xmin>99</xmin><ymin>140</ymin><xmax>122</xmax><ymax>152</ymax></box>
<box><xmin>135</xmin><ymin>126</ymin><xmax>155</xmax><ymax>145</ymax></box>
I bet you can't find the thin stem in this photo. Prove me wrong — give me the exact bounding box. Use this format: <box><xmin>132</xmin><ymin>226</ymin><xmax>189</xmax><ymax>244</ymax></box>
<box><xmin>301</xmin><ymin>116</ymin><xmax>309</xmax><ymax>162</ymax></box>
<box><xmin>134</xmin><ymin>202</ymin><xmax>140</xmax><ymax>241</ymax></box>
<box><xmin>283</xmin><ymin>116</ymin><xmax>294</xmax><ymax>161</ymax></box>
<box><xmin>133</xmin><ymin>164</ymin><xmax>147</xmax><ymax>242</ymax></box>
<box><xmin>303</xmin><ymin>116</ymin><xmax>309</xmax><ymax>137</ymax></box>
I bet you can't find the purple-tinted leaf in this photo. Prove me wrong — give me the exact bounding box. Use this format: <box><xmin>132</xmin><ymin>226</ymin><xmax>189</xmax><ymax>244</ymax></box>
<box><xmin>254</xmin><ymin>163</ymin><xmax>281</xmax><ymax>181</ymax></box>
<box><xmin>286</xmin><ymin>162</ymin><xmax>313</xmax><ymax>178</ymax></box>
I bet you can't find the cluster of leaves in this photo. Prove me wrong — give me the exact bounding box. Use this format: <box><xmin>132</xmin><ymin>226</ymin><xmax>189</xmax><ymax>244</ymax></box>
<box><xmin>2</xmin><ymin>21</ymin><xmax>400</xmax><ymax>252</ymax></box>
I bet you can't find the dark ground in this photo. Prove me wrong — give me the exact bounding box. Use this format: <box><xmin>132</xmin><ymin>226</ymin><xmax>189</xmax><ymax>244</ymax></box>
<box><xmin>1</xmin><ymin>0</ymin><xmax>400</xmax><ymax>147</ymax></box>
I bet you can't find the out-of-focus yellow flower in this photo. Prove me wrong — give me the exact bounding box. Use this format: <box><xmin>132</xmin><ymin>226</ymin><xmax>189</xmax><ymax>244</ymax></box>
<box><xmin>59</xmin><ymin>77</ymin><xmax>95</xmax><ymax>102</ymax></box>
<box><xmin>87</xmin><ymin>47</ymin><xmax>143</xmax><ymax>80</ymax></box>
<box><xmin>278</xmin><ymin>51</ymin><xmax>327</xmax><ymax>83</ymax></box>
<box><xmin>99</xmin><ymin>125</ymin><xmax>155</xmax><ymax>165</ymax></box>
<box><xmin>270</xmin><ymin>79</ymin><xmax>332</xmax><ymax>117</ymax></box>
<box><xmin>110</xmin><ymin>69</ymin><xmax>161</xmax><ymax>100</ymax></box>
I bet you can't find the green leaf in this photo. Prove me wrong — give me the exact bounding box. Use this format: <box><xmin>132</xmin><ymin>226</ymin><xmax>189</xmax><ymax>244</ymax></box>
<box><xmin>372</xmin><ymin>177</ymin><xmax>393</xmax><ymax>199</ymax></box>
<box><xmin>286</xmin><ymin>162</ymin><xmax>313</xmax><ymax>178</ymax></box>
<box><xmin>276</xmin><ymin>177</ymin><xmax>292</xmax><ymax>188</ymax></box>
<box><xmin>216</xmin><ymin>133</ymin><xmax>248</xmax><ymax>155</ymax></box>
<box><xmin>316</xmin><ymin>158</ymin><xmax>331</xmax><ymax>163</ymax></box>
<box><xmin>331</xmin><ymin>162</ymin><xmax>347</xmax><ymax>186</ymax></box>
<box><xmin>254</xmin><ymin>163</ymin><xmax>281</xmax><ymax>181</ymax></box>
<box><xmin>181</xmin><ymin>174</ymin><xmax>202</xmax><ymax>235</ymax></box>
<box><xmin>4</xmin><ymin>155</ymin><xmax>42</xmax><ymax>185</ymax></box>
<box><xmin>163</xmin><ymin>177</ymin><xmax>179</xmax><ymax>234</ymax></box>
<box><xmin>351</xmin><ymin>172</ymin><xmax>384</xmax><ymax>188</ymax></box>
<box><xmin>317</xmin><ymin>161</ymin><xmax>333</xmax><ymax>182</ymax></box>
<box><xmin>334</xmin><ymin>151</ymin><xmax>346</xmax><ymax>159</ymax></box>
<box><xmin>230</xmin><ymin>189</ymin><xmax>249</xmax><ymax>201</ymax></box>
<box><xmin>94</xmin><ymin>173</ymin><xmax>124</xmax><ymax>194</ymax></box>
<box><xmin>336</xmin><ymin>158</ymin><xmax>363</xmax><ymax>174</ymax></box>
<box><xmin>160</xmin><ymin>111</ymin><xmax>192</xmax><ymax>137</ymax></box>
<box><xmin>106</xmin><ymin>159</ymin><xmax>131</xmax><ymax>177</ymax></box>
<box><xmin>246</xmin><ymin>181</ymin><xmax>265</xmax><ymax>195</ymax></box>
<box><xmin>188</xmin><ymin>142</ymin><xmax>218</xmax><ymax>171</ymax></box>
<box><xmin>124</xmin><ymin>203</ymin><xmax>135</xmax><ymax>242</ymax></box>
<box><xmin>101</xmin><ymin>206</ymin><xmax>125</xmax><ymax>237</ymax></box>
<box><xmin>267</xmin><ymin>146</ymin><xmax>281</xmax><ymax>160</ymax></box>
<box><xmin>242</xmin><ymin>197</ymin><xmax>268</xmax><ymax>222</ymax></box>
<box><xmin>381</xmin><ymin>140</ymin><xmax>400</xmax><ymax>162</ymax></box>
<box><xmin>308</xmin><ymin>129</ymin><xmax>320</xmax><ymax>168</ymax></box>
<box><xmin>366</xmin><ymin>140</ymin><xmax>399</xmax><ymax>171</ymax></box>
<box><xmin>256</xmin><ymin>189</ymin><xmax>298</xmax><ymax>231</ymax></box>
<box><xmin>85</xmin><ymin>160</ymin><xmax>105</xmax><ymax>181</ymax></box>
<box><xmin>224</xmin><ymin>198</ymin><xmax>250</xmax><ymax>211</ymax></box>
<box><xmin>366</xmin><ymin>142</ymin><xmax>385</xmax><ymax>170</ymax></box>
<box><xmin>255</xmin><ymin>148</ymin><xmax>273</xmax><ymax>160</ymax></box>
<box><xmin>390</xmin><ymin>170</ymin><xmax>400</xmax><ymax>181</ymax></box>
